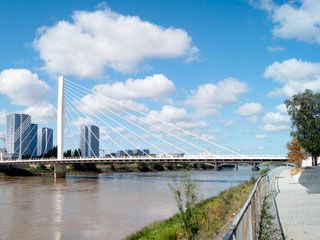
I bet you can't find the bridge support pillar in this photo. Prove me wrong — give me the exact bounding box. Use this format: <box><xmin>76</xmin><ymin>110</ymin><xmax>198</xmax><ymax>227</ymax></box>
<box><xmin>54</xmin><ymin>164</ymin><xmax>66</xmax><ymax>178</ymax></box>
<box><xmin>251</xmin><ymin>163</ymin><xmax>260</xmax><ymax>171</ymax></box>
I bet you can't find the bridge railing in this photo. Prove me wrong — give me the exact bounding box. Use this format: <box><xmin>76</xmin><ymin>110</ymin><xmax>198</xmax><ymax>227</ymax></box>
<box><xmin>223</xmin><ymin>174</ymin><xmax>268</xmax><ymax>240</ymax></box>
<box><xmin>0</xmin><ymin>154</ymin><xmax>287</xmax><ymax>163</ymax></box>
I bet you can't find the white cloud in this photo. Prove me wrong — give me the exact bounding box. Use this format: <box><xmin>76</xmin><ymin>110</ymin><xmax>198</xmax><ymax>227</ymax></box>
<box><xmin>0</xmin><ymin>69</ymin><xmax>50</xmax><ymax>106</ymax></box>
<box><xmin>264</xmin><ymin>112</ymin><xmax>290</xmax><ymax>125</ymax></box>
<box><xmin>262</xmin><ymin>104</ymin><xmax>290</xmax><ymax>132</ymax></box>
<box><xmin>77</xmin><ymin>74</ymin><xmax>175</xmax><ymax>115</ymax></box>
<box><xmin>34</xmin><ymin>7</ymin><xmax>198</xmax><ymax>78</ymax></box>
<box><xmin>71</xmin><ymin>117</ymin><xmax>94</xmax><ymax>128</ymax></box>
<box><xmin>185</xmin><ymin>78</ymin><xmax>248</xmax><ymax>116</ymax></box>
<box><xmin>236</xmin><ymin>102</ymin><xmax>263</xmax><ymax>116</ymax></box>
<box><xmin>262</xmin><ymin>124</ymin><xmax>290</xmax><ymax>132</ymax></box>
<box><xmin>251</xmin><ymin>0</ymin><xmax>320</xmax><ymax>44</ymax></box>
<box><xmin>142</xmin><ymin>105</ymin><xmax>207</xmax><ymax>133</ymax></box>
<box><xmin>264</xmin><ymin>58</ymin><xmax>320</xmax><ymax>97</ymax></box>
<box><xmin>0</xmin><ymin>110</ymin><xmax>7</xmax><ymax>125</ymax></box>
<box><xmin>93</xmin><ymin>74</ymin><xmax>175</xmax><ymax>100</ymax></box>
<box><xmin>275</xmin><ymin>103</ymin><xmax>287</xmax><ymax>114</ymax></box>
<box><xmin>78</xmin><ymin>92</ymin><xmax>149</xmax><ymax>115</ymax></box>
<box><xmin>24</xmin><ymin>102</ymin><xmax>56</xmax><ymax>124</ymax></box>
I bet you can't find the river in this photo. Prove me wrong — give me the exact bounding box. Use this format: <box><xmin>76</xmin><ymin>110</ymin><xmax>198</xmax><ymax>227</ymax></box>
<box><xmin>0</xmin><ymin>167</ymin><xmax>257</xmax><ymax>240</ymax></box>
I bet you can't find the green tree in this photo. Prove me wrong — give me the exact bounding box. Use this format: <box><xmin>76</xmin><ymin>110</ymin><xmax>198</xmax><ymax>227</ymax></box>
<box><xmin>285</xmin><ymin>90</ymin><xmax>320</xmax><ymax>166</ymax></box>
<box><xmin>168</xmin><ymin>174</ymin><xmax>200</xmax><ymax>239</ymax></box>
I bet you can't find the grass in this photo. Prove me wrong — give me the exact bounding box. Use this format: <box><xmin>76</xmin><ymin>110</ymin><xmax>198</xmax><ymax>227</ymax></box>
<box><xmin>259</xmin><ymin>201</ymin><xmax>273</xmax><ymax>240</ymax></box>
<box><xmin>126</xmin><ymin>178</ymin><xmax>255</xmax><ymax>240</ymax></box>
<box><xmin>260</xmin><ymin>167</ymin><xmax>270</xmax><ymax>176</ymax></box>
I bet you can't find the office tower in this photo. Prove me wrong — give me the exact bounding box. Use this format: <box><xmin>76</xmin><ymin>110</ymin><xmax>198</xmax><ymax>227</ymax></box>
<box><xmin>80</xmin><ymin>125</ymin><xmax>99</xmax><ymax>158</ymax></box>
<box><xmin>37</xmin><ymin>127</ymin><xmax>53</xmax><ymax>156</ymax></box>
<box><xmin>6</xmin><ymin>113</ymin><xmax>31</xmax><ymax>159</ymax></box>
<box><xmin>28</xmin><ymin>123</ymin><xmax>38</xmax><ymax>157</ymax></box>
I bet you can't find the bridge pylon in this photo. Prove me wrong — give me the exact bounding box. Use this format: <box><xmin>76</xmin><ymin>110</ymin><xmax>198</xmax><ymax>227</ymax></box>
<box><xmin>56</xmin><ymin>76</ymin><xmax>66</xmax><ymax>178</ymax></box>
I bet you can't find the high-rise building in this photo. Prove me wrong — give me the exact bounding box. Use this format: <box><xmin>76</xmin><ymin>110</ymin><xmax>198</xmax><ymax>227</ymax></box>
<box><xmin>80</xmin><ymin>125</ymin><xmax>99</xmax><ymax>158</ymax></box>
<box><xmin>37</xmin><ymin>127</ymin><xmax>53</xmax><ymax>156</ymax></box>
<box><xmin>6</xmin><ymin>113</ymin><xmax>31</xmax><ymax>159</ymax></box>
<box><xmin>28</xmin><ymin>124</ymin><xmax>38</xmax><ymax>157</ymax></box>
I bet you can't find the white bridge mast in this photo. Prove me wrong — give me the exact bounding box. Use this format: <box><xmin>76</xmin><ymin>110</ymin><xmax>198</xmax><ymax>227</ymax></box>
<box><xmin>57</xmin><ymin>76</ymin><xmax>65</xmax><ymax>160</ymax></box>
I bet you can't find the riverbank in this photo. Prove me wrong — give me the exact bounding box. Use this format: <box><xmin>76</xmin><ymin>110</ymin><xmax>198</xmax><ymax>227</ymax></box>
<box><xmin>126</xmin><ymin>178</ymin><xmax>255</xmax><ymax>240</ymax></box>
<box><xmin>0</xmin><ymin>162</ymin><xmax>226</xmax><ymax>177</ymax></box>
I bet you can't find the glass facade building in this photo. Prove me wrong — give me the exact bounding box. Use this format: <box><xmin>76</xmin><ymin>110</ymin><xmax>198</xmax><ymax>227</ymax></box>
<box><xmin>37</xmin><ymin>128</ymin><xmax>53</xmax><ymax>156</ymax></box>
<box><xmin>6</xmin><ymin>113</ymin><xmax>31</xmax><ymax>159</ymax></box>
<box><xmin>28</xmin><ymin>123</ymin><xmax>38</xmax><ymax>157</ymax></box>
<box><xmin>80</xmin><ymin>125</ymin><xmax>100</xmax><ymax>158</ymax></box>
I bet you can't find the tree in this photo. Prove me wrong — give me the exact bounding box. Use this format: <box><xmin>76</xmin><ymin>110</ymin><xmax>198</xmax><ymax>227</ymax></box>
<box><xmin>64</xmin><ymin>149</ymin><xmax>72</xmax><ymax>157</ymax></box>
<box><xmin>73</xmin><ymin>149</ymin><xmax>81</xmax><ymax>157</ymax></box>
<box><xmin>285</xmin><ymin>90</ymin><xmax>320</xmax><ymax>166</ymax></box>
<box><xmin>287</xmin><ymin>138</ymin><xmax>308</xmax><ymax>169</ymax></box>
<box><xmin>169</xmin><ymin>174</ymin><xmax>200</xmax><ymax>239</ymax></box>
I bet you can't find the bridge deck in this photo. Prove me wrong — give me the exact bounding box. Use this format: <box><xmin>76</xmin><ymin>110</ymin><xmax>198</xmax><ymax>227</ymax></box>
<box><xmin>0</xmin><ymin>156</ymin><xmax>287</xmax><ymax>165</ymax></box>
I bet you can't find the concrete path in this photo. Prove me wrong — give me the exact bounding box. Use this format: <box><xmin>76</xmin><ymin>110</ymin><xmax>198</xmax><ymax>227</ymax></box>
<box><xmin>275</xmin><ymin>167</ymin><xmax>320</xmax><ymax>240</ymax></box>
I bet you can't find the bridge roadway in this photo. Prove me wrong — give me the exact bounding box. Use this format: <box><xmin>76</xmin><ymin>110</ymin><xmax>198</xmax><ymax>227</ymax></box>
<box><xmin>0</xmin><ymin>155</ymin><xmax>287</xmax><ymax>165</ymax></box>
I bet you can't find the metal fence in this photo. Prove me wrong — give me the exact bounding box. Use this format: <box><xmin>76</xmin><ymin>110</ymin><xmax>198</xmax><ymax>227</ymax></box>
<box><xmin>223</xmin><ymin>175</ymin><xmax>268</xmax><ymax>240</ymax></box>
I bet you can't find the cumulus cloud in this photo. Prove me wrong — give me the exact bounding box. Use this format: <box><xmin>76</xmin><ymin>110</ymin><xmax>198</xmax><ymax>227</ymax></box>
<box><xmin>275</xmin><ymin>103</ymin><xmax>287</xmax><ymax>113</ymax></box>
<box><xmin>236</xmin><ymin>102</ymin><xmax>263</xmax><ymax>116</ymax></box>
<box><xmin>262</xmin><ymin>104</ymin><xmax>290</xmax><ymax>132</ymax></box>
<box><xmin>77</xmin><ymin>74</ymin><xmax>176</xmax><ymax>115</ymax></box>
<box><xmin>0</xmin><ymin>69</ymin><xmax>50</xmax><ymax>106</ymax></box>
<box><xmin>250</xmin><ymin>0</ymin><xmax>320</xmax><ymax>44</ymax></box>
<box><xmin>24</xmin><ymin>103</ymin><xmax>56</xmax><ymax>124</ymax></box>
<box><xmin>34</xmin><ymin>7</ymin><xmax>198</xmax><ymax>78</ymax></box>
<box><xmin>142</xmin><ymin>105</ymin><xmax>207</xmax><ymax>133</ymax></box>
<box><xmin>78</xmin><ymin>94</ymin><xmax>148</xmax><ymax>115</ymax></box>
<box><xmin>264</xmin><ymin>58</ymin><xmax>320</xmax><ymax>97</ymax></box>
<box><xmin>236</xmin><ymin>102</ymin><xmax>263</xmax><ymax>123</ymax></box>
<box><xmin>185</xmin><ymin>78</ymin><xmax>248</xmax><ymax>116</ymax></box>
<box><xmin>93</xmin><ymin>74</ymin><xmax>175</xmax><ymax>100</ymax></box>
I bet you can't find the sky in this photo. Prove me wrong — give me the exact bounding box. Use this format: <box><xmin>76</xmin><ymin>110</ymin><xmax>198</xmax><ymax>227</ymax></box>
<box><xmin>0</xmin><ymin>0</ymin><xmax>320</xmax><ymax>155</ymax></box>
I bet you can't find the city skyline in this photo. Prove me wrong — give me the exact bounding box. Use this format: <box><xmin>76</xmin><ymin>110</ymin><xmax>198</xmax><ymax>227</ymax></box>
<box><xmin>0</xmin><ymin>1</ymin><xmax>319</xmax><ymax>154</ymax></box>
<box><xmin>4</xmin><ymin>113</ymin><xmax>53</xmax><ymax>159</ymax></box>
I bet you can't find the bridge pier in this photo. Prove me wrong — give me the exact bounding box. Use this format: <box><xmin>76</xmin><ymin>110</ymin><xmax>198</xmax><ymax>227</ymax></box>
<box><xmin>251</xmin><ymin>163</ymin><xmax>260</xmax><ymax>171</ymax></box>
<box><xmin>214</xmin><ymin>161</ymin><xmax>217</xmax><ymax>169</ymax></box>
<box><xmin>54</xmin><ymin>164</ymin><xmax>66</xmax><ymax>178</ymax></box>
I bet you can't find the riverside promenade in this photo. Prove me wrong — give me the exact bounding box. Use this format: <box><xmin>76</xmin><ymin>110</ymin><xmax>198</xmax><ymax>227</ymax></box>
<box><xmin>275</xmin><ymin>166</ymin><xmax>320</xmax><ymax>240</ymax></box>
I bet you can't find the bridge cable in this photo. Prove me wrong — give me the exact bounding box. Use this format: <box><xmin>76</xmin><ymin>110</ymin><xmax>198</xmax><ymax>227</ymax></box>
<box><xmin>64</xmin><ymin>80</ymin><xmax>213</xmax><ymax>156</ymax></box>
<box><xmin>65</xmin><ymin>79</ymin><xmax>243</xmax><ymax>156</ymax></box>
<box><xmin>64</xmin><ymin>96</ymin><xmax>116</xmax><ymax>159</ymax></box>
<box><xmin>65</xmin><ymin>87</ymin><xmax>165</xmax><ymax>158</ymax></box>
<box><xmin>65</xmin><ymin>85</ymin><xmax>183</xmax><ymax>157</ymax></box>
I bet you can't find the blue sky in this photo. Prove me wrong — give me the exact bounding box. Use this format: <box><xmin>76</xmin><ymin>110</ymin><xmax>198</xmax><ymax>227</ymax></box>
<box><xmin>1</xmin><ymin>0</ymin><xmax>320</xmax><ymax>155</ymax></box>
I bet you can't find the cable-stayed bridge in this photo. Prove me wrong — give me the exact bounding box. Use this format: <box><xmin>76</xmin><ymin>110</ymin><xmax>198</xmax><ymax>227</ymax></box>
<box><xmin>0</xmin><ymin>76</ymin><xmax>288</xmax><ymax>177</ymax></box>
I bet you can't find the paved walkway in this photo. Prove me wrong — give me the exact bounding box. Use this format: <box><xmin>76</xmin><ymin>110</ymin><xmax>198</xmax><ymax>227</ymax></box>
<box><xmin>275</xmin><ymin>167</ymin><xmax>320</xmax><ymax>240</ymax></box>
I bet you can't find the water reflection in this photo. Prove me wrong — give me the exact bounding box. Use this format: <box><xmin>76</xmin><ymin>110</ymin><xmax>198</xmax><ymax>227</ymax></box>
<box><xmin>53</xmin><ymin>179</ymin><xmax>65</xmax><ymax>240</ymax></box>
<box><xmin>0</xmin><ymin>167</ymin><xmax>257</xmax><ymax>240</ymax></box>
